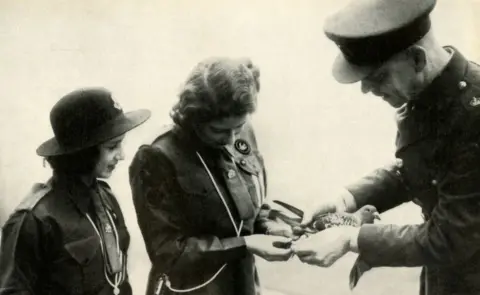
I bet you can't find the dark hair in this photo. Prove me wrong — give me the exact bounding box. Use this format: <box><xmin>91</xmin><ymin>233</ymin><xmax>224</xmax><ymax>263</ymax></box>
<box><xmin>170</xmin><ymin>57</ymin><xmax>260</xmax><ymax>128</ymax></box>
<box><xmin>45</xmin><ymin>146</ymin><xmax>100</xmax><ymax>175</ymax></box>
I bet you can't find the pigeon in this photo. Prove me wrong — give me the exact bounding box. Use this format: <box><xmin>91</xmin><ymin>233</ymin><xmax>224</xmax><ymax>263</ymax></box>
<box><xmin>308</xmin><ymin>204</ymin><xmax>380</xmax><ymax>231</ymax></box>
<box><xmin>270</xmin><ymin>200</ymin><xmax>380</xmax><ymax>290</ymax></box>
<box><xmin>270</xmin><ymin>200</ymin><xmax>380</xmax><ymax>235</ymax></box>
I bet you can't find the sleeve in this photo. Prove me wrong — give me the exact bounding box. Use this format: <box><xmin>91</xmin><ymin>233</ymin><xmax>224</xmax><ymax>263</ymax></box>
<box><xmin>128</xmin><ymin>146</ymin><xmax>248</xmax><ymax>274</ymax></box>
<box><xmin>253</xmin><ymin>206</ymin><xmax>273</xmax><ymax>234</ymax></box>
<box><xmin>253</xmin><ymin>166</ymin><xmax>272</xmax><ymax>234</ymax></box>
<box><xmin>0</xmin><ymin>211</ymin><xmax>49</xmax><ymax>294</ymax></box>
<box><xmin>345</xmin><ymin>159</ymin><xmax>411</xmax><ymax>213</ymax></box>
<box><xmin>356</xmin><ymin>140</ymin><xmax>480</xmax><ymax>267</ymax></box>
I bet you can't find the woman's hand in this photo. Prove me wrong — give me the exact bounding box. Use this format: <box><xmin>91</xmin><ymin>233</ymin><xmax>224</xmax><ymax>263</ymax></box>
<box><xmin>244</xmin><ymin>235</ymin><xmax>293</xmax><ymax>261</ymax></box>
<box><xmin>265</xmin><ymin>221</ymin><xmax>294</xmax><ymax>238</ymax></box>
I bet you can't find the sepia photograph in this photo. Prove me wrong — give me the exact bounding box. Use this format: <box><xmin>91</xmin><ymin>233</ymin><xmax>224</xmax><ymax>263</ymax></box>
<box><xmin>1</xmin><ymin>0</ymin><xmax>480</xmax><ymax>295</ymax></box>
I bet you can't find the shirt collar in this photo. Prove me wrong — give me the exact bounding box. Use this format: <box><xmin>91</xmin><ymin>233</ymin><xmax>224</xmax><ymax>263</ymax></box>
<box><xmin>414</xmin><ymin>46</ymin><xmax>469</xmax><ymax>110</ymax></box>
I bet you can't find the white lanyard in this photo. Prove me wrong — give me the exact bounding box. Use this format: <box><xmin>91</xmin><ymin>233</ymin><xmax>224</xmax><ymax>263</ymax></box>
<box><xmin>155</xmin><ymin>151</ymin><xmax>244</xmax><ymax>294</ymax></box>
<box><xmin>86</xmin><ymin>210</ymin><xmax>126</xmax><ymax>295</ymax></box>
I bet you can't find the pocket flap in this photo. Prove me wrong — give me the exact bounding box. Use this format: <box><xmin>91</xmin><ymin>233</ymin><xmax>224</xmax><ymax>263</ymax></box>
<box><xmin>64</xmin><ymin>235</ymin><xmax>100</xmax><ymax>265</ymax></box>
<box><xmin>236</xmin><ymin>154</ymin><xmax>261</xmax><ymax>176</ymax></box>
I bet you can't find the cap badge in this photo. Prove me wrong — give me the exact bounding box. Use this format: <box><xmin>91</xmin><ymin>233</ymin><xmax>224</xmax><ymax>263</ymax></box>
<box><xmin>234</xmin><ymin>139</ymin><xmax>251</xmax><ymax>155</ymax></box>
<box><xmin>112</xmin><ymin>97</ymin><xmax>123</xmax><ymax>111</ymax></box>
<box><xmin>469</xmin><ymin>97</ymin><xmax>480</xmax><ymax>107</ymax></box>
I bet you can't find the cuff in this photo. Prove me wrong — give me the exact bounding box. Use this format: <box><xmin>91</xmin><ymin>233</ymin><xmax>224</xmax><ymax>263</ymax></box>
<box><xmin>221</xmin><ymin>236</ymin><xmax>249</xmax><ymax>260</ymax></box>
<box><xmin>334</xmin><ymin>187</ymin><xmax>357</xmax><ymax>212</ymax></box>
<box><xmin>356</xmin><ymin>224</ymin><xmax>386</xmax><ymax>266</ymax></box>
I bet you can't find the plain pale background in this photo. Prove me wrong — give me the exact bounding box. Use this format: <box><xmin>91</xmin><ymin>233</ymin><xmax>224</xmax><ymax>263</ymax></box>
<box><xmin>1</xmin><ymin>1</ymin><xmax>479</xmax><ymax>294</ymax></box>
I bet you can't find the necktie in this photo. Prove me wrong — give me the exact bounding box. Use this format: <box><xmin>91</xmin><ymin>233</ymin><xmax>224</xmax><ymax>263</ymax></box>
<box><xmin>92</xmin><ymin>189</ymin><xmax>122</xmax><ymax>274</ymax></box>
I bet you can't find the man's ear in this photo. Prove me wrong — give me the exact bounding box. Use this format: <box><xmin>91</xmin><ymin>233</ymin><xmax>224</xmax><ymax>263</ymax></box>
<box><xmin>407</xmin><ymin>45</ymin><xmax>427</xmax><ymax>73</ymax></box>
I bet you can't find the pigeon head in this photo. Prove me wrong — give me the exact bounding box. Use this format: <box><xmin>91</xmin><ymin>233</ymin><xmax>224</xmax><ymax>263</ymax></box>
<box><xmin>356</xmin><ymin>205</ymin><xmax>381</xmax><ymax>224</ymax></box>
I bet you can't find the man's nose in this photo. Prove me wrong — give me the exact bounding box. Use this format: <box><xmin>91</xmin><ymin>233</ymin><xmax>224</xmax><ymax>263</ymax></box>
<box><xmin>361</xmin><ymin>80</ymin><xmax>373</xmax><ymax>94</ymax></box>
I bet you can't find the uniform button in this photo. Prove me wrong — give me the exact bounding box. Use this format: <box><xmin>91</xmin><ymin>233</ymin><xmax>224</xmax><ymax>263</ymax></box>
<box><xmin>240</xmin><ymin>160</ymin><xmax>246</xmax><ymax>165</ymax></box>
<box><xmin>431</xmin><ymin>179</ymin><xmax>438</xmax><ymax>186</ymax></box>
<box><xmin>227</xmin><ymin>169</ymin><xmax>236</xmax><ymax>179</ymax></box>
<box><xmin>459</xmin><ymin>81</ymin><xmax>467</xmax><ymax>90</ymax></box>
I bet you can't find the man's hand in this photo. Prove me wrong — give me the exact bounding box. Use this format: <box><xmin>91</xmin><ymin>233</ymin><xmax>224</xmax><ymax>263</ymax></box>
<box><xmin>244</xmin><ymin>234</ymin><xmax>294</xmax><ymax>261</ymax></box>
<box><xmin>300</xmin><ymin>188</ymin><xmax>357</xmax><ymax>227</ymax></box>
<box><xmin>293</xmin><ymin>226</ymin><xmax>360</xmax><ymax>267</ymax></box>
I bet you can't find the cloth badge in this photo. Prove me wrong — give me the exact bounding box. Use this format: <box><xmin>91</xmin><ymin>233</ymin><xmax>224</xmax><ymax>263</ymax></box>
<box><xmin>234</xmin><ymin>139</ymin><xmax>251</xmax><ymax>155</ymax></box>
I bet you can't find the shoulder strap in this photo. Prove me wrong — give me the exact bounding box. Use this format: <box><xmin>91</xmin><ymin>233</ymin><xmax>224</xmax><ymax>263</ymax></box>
<box><xmin>15</xmin><ymin>178</ymin><xmax>53</xmax><ymax>211</ymax></box>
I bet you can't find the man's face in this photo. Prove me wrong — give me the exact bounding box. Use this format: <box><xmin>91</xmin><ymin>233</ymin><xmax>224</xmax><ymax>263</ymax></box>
<box><xmin>360</xmin><ymin>52</ymin><xmax>420</xmax><ymax>108</ymax></box>
<box><xmin>195</xmin><ymin>114</ymin><xmax>249</xmax><ymax>148</ymax></box>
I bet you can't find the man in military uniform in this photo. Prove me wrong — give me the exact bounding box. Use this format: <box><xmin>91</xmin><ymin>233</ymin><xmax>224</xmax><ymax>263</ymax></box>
<box><xmin>293</xmin><ymin>0</ymin><xmax>480</xmax><ymax>294</ymax></box>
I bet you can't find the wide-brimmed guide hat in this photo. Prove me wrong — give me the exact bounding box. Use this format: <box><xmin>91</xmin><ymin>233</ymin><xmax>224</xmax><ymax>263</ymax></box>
<box><xmin>36</xmin><ymin>87</ymin><xmax>151</xmax><ymax>157</ymax></box>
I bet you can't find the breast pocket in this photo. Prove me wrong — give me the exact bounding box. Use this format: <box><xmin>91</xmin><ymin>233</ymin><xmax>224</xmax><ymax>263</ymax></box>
<box><xmin>56</xmin><ymin>235</ymin><xmax>104</xmax><ymax>294</ymax></box>
<box><xmin>64</xmin><ymin>235</ymin><xmax>101</xmax><ymax>266</ymax></box>
<box><xmin>236</xmin><ymin>152</ymin><xmax>265</xmax><ymax>206</ymax></box>
<box><xmin>176</xmin><ymin>174</ymin><xmax>222</xmax><ymax>229</ymax></box>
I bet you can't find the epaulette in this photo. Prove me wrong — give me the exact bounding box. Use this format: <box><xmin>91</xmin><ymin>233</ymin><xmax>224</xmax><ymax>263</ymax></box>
<box><xmin>15</xmin><ymin>179</ymin><xmax>53</xmax><ymax>211</ymax></box>
<box><xmin>151</xmin><ymin>123</ymin><xmax>174</xmax><ymax>144</ymax></box>
<box><xmin>460</xmin><ymin>61</ymin><xmax>480</xmax><ymax>113</ymax></box>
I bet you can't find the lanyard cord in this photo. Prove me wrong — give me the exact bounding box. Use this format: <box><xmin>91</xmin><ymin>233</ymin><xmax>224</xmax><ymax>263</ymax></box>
<box><xmin>156</xmin><ymin>151</ymin><xmax>244</xmax><ymax>294</ymax></box>
<box><xmin>86</xmin><ymin>210</ymin><xmax>126</xmax><ymax>294</ymax></box>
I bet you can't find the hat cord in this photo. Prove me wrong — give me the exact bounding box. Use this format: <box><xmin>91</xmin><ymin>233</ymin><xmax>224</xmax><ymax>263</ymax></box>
<box><xmin>86</xmin><ymin>210</ymin><xmax>126</xmax><ymax>295</ymax></box>
<box><xmin>155</xmin><ymin>151</ymin><xmax>244</xmax><ymax>294</ymax></box>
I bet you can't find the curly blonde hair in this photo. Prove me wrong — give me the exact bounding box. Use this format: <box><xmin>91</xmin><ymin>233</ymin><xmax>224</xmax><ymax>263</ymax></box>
<box><xmin>170</xmin><ymin>57</ymin><xmax>260</xmax><ymax>127</ymax></box>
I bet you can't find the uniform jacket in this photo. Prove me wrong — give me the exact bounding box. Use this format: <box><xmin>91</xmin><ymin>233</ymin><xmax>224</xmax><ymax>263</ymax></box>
<box><xmin>128</xmin><ymin>122</ymin><xmax>272</xmax><ymax>295</ymax></box>
<box><xmin>346</xmin><ymin>47</ymin><xmax>480</xmax><ymax>294</ymax></box>
<box><xmin>0</xmin><ymin>174</ymin><xmax>132</xmax><ymax>295</ymax></box>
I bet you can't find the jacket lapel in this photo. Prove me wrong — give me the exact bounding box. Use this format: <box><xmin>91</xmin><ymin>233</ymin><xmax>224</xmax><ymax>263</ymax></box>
<box><xmin>218</xmin><ymin>146</ymin><xmax>256</xmax><ymax>220</ymax></box>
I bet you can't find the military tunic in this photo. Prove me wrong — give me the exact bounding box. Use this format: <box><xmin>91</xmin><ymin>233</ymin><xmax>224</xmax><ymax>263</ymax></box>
<box><xmin>128</xmin><ymin>122</ymin><xmax>272</xmax><ymax>295</ymax></box>
<box><xmin>346</xmin><ymin>47</ymin><xmax>480</xmax><ymax>294</ymax></box>
<box><xmin>0</xmin><ymin>174</ymin><xmax>132</xmax><ymax>295</ymax></box>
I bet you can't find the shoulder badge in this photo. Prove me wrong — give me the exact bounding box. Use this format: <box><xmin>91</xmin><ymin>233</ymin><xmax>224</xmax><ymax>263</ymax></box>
<box><xmin>234</xmin><ymin>139</ymin><xmax>251</xmax><ymax>155</ymax></box>
<box><xmin>111</xmin><ymin>97</ymin><xmax>123</xmax><ymax>111</ymax></box>
<box><xmin>15</xmin><ymin>180</ymin><xmax>52</xmax><ymax>211</ymax></box>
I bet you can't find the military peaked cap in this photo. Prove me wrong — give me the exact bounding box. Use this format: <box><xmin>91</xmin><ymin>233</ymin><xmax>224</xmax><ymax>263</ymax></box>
<box><xmin>324</xmin><ymin>0</ymin><xmax>437</xmax><ymax>83</ymax></box>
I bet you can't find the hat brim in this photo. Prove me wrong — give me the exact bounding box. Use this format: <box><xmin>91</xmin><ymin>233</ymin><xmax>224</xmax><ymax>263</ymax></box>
<box><xmin>36</xmin><ymin>109</ymin><xmax>151</xmax><ymax>157</ymax></box>
<box><xmin>332</xmin><ymin>53</ymin><xmax>378</xmax><ymax>84</ymax></box>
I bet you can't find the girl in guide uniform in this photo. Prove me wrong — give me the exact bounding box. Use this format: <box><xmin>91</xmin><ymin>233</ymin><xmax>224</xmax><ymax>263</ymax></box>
<box><xmin>129</xmin><ymin>57</ymin><xmax>293</xmax><ymax>295</ymax></box>
<box><xmin>0</xmin><ymin>88</ymin><xmax>151</xmax><ymax>295</ymax></box>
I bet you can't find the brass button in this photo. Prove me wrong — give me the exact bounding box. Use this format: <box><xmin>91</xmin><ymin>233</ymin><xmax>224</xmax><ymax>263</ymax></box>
<box><xmin>459</xmin><ymin>81</ymin><xmax>467</xmax><ymax>90</ymax></box>
<box><xmin>227</xmin><ymin>169</ymin><xmax>236</xmax><ymax>179</ymax></box>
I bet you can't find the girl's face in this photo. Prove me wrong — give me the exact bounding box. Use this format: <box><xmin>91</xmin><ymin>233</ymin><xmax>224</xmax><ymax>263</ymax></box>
<box><xmin>195</xmin><ymin>114</ymin><xmax>248</xmax><ymax>148</ymax></box>
<box><xmin>94</xmin><ymin>134</ymin><xmax>126</xmax><ymax>179</ymax></box>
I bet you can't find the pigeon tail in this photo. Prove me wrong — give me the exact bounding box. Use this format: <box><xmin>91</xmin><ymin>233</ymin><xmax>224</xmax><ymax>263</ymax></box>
<box><xmin>349</xmin><ymin>256</ymin><xmax>372</xmax><ymax>290</ymax></box>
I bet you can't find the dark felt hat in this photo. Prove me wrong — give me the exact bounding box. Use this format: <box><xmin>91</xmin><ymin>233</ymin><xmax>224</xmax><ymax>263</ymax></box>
<box><xmin>36</xmin><ymin>87</ymin><xmax>151</xmax><ymax>157</ymax></box>
<box><xmin>323</xmin><ymin>0</ymin><xmax>437</xmax><ymax>84</ymax></box>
